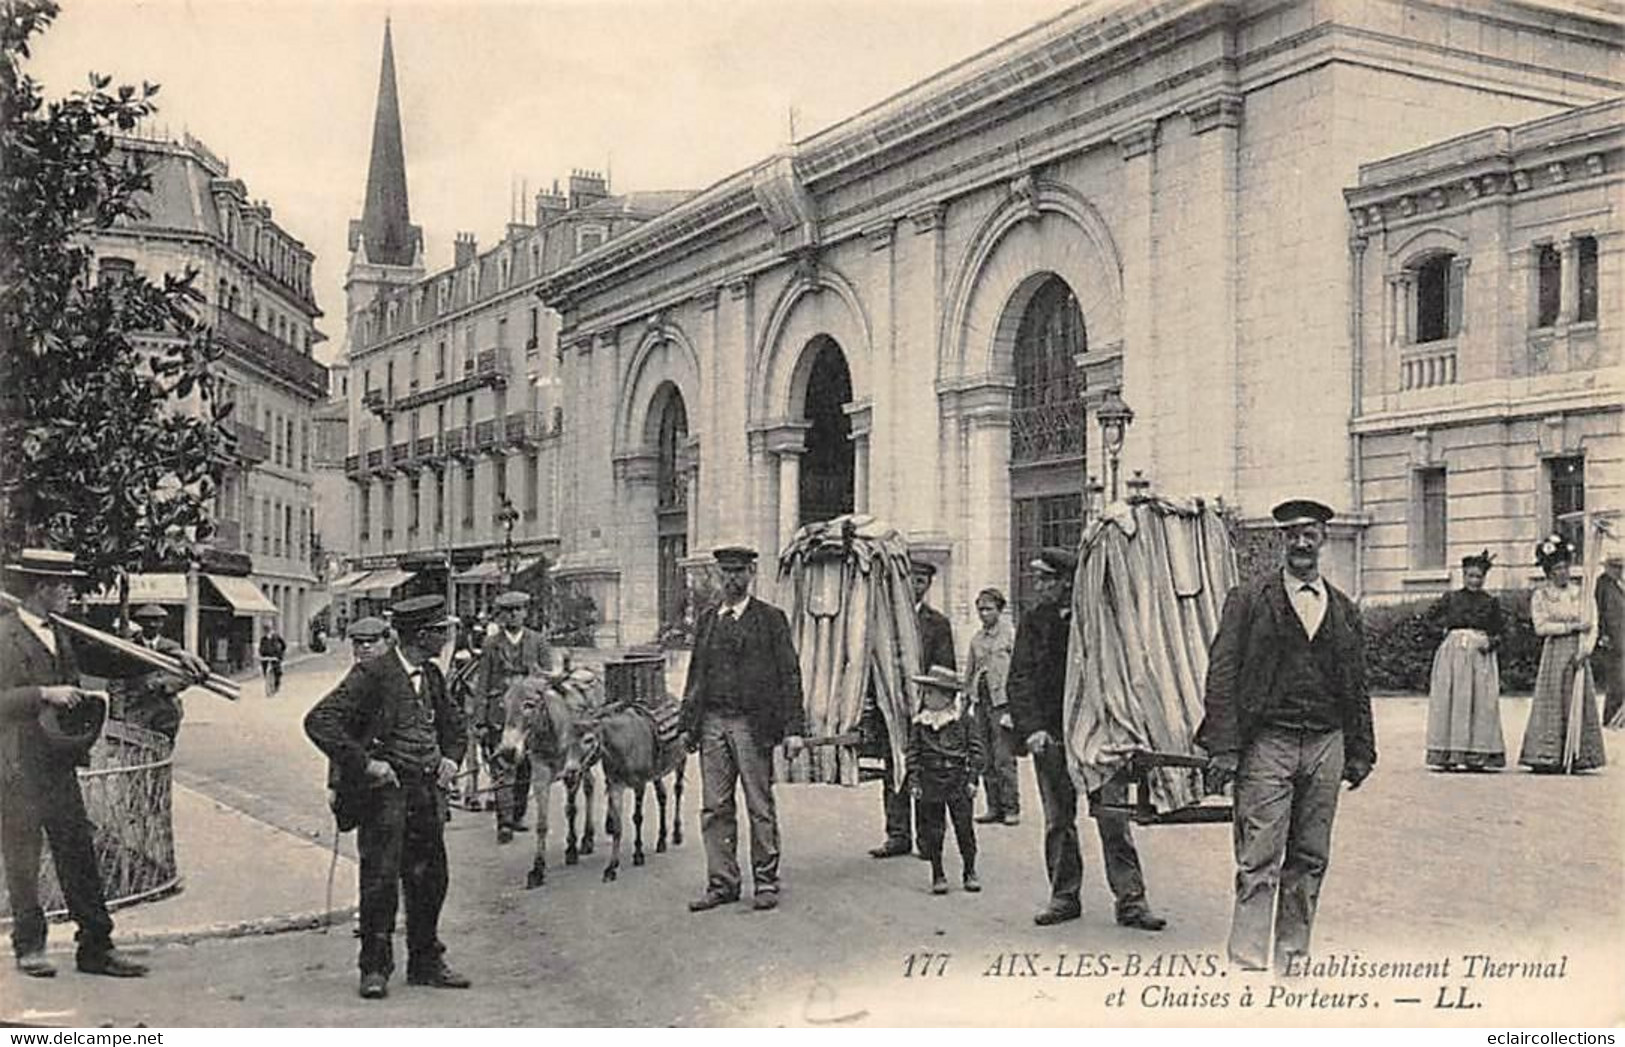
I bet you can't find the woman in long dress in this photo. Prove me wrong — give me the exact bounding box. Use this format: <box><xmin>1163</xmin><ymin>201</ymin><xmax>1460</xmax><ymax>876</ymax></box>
<box><xmin>1425</xmin><ymin>550</ymin><xmax>1506</xmax><ymax>771</ymax></box>
<box><xmin>1519</xmin><ymin>535</ymin><xmax>1607</xmax><ymax>773</ymax></box>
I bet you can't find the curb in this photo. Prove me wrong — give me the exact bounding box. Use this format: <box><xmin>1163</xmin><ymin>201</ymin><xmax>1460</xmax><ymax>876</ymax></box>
<box><xmin>43</xmin><ymin>905</ymin><xmax>359</xmax><ymax>952</ymax></box>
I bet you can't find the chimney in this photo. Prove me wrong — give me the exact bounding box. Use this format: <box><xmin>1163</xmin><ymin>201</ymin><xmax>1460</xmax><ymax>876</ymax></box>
<box><xmin>454</xmin><ymin>232</ymin><xmax>478</xmax><ymax>268</ymax></box>
<box><xmin>535</xmin><ymin>180</ymin><xmax>568</xmax><ymax>225</ymax></box>
<box><xmin>568</xmin><ymin>169</ymin><xmax>609</xmax><ymax>210</ymax></box>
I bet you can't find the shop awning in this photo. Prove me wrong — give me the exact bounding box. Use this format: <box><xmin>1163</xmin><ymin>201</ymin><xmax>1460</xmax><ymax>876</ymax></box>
<box><xmin>327</xmin><ymin>570</ymin><xmax>374</xmax><ymax>595</ymax></box>
<box><xmin>205</xmin><ymin>574</ymin><xmax>279</xmax><ymax>616</ymax></box>
<box><xmin>454</xmin><ymin>557</ymin><xmax>540</xmax><ymax>583</ymax></box>
<box><xmin>362</xmin><ymin>568</ymin><xmax>417</xmax><ymax>596</ymax></box>
<box><xmin>82</xmin><ymin>573</ymin><xmax>189</xmax><ymax>605</ymax></box>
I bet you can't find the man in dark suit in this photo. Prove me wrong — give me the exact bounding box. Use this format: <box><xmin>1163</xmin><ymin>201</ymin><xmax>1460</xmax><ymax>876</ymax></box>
<box><xmin>1596</xmin><ymin>552</ymin><xmax>1624</xmax><ymax>726</ymax></box>
<box><xmin>110</xmin><ymin>603</ymin><xmax>188</xmax><ymax>742</ymax></box>
<box><xmin>1199</xmin><ymin>499</ymin><xmax>1376</xmax><ymax>974</ymax></box>
<box><xmin>679</xmin><ymin>546</ymin><xmax>805</xmax><ymax>913</ymax></box>
<box><xmin>1011</xmin><ymin>547</ymin><xmax>1163</xmax><ymax>931</ymax></box>
<box><xmin>871</xmin><ymin>559</ymin><xmax>957</xmax><ymax>859</ymax></box>
<box><xmin>305</xmin><ymin>594</ymin><xmax>470</xmax><ymax>1000</ymax></box>
<box><xmin>473</xmin><ymin>589</ymin><xmax>548</xmax><ymax>842</ymax></box>
<box><xmin>1</xmin><ymin>549</ymin><xmax>207</xmax><ymax>979</ymax></box>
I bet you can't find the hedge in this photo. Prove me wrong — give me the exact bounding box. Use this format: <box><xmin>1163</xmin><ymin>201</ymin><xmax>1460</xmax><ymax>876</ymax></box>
<box><xmin>1361</xmin><ymin>591</ymin><xmax>1539</xmax><ymax>694</ymax></box>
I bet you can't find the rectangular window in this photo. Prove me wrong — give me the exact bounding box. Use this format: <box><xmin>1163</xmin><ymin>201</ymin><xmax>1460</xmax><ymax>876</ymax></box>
<box><xmin>286</xmin><ymin>419</ymin><xmax>295</xmax><ymax>468</ymax></box>
<box><xmin>434</xmin><ymin>472</ymin><xmax>446</xmax><ymax>533</ymax></box>
<box><xmin>436</xmin><ymin>340</ymin><xmax>447</xmax><ymax>379</ymax></box>
<box><xmin>245</xmin><ymin>495</ymin><xmax>256</xmax><ymax>550</ymax></box>
<box><xmin>1536</xmin><ymin>244</ymin><xmax>1561</xmax><ymax>328</ymax></box>
<box><xmin>1550</xmin><ymin>456</ymin><xmax>1585</xmax><ymax>564</ymax></box>
<box><xmin>1577</xmin><ymin>236</ymin><xmax>1599</xmax><ymax>324</ymax></box>
<box><xmin>386</xmin><ymin>361</ymin><xmax>395</xmax><ymax>399</ymax></box>
<box><xmin>359</xmin><ymin>486</ymin><xmax>371</xmax><ymax>542</ymax></box>
<box><xmin>410</xmin><ymin>347</ymin><xmax>421</xmax><ymax>389</ymax></box>
<box><xmin>283</xmin><ymin>505</ymin><xmax>293</xmax><ymax>560</ymax></box>
<box><xmin>1415</xmin><ymin>255</ymin><xmax>1452</xmax><ymax>344</ymax></box>
<box><xmin>462</xmin><ymin>466</ymin><xmax>476</xmax><ymax>528</ymax></box>
<box><xmin>498</xmin><ymin>315</ymin><xmax>508</xmax><ymax>349</ymax></box>
<box><xmin>409</xmin><ymin>476</ymin><xmax>422</xmax><ymax>532</ymax></box>
<box><xmin>524</xmin><ymin>454</ymin><xmax>539</xmax><ymax>517</ymax></box>
<box><xmin>301</xmin><ymin>422</ymin><xmax>310</xmax><ymax>472</ymax></box>
<box><xmin>1416</xmin><ymin>468</ymin><xmax>1447</xmax><ymax>569</ymax></box>
<box><xmin>382</xmin><ymin>481</ymin><xmax>395</xmax><ymax>540</ymax></box>
<box><xmin>494</xmin><ymin>457</ymin><xmax>508</xmax><ymax>512</ymax></box>
<box><xmin>528</xmin><ymin>307</ymin><xmax>540</xmax><ymax>352</ymax></box>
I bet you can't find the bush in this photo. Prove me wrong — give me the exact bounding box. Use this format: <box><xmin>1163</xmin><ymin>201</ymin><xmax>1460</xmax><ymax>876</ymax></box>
<box><xmin>658</xmin><ymin>568</ymin><xmax>722</xmax><ymax>650</ymax></box>
<box><xmin>546</xmin><ymin>581</ymin><xmax>598</xmax><ymax>648</ymax></box>
<box><xmin>1361</xmin><ymin>590</ymin><xmax>1538</xmax><ymax>694</ymax></box>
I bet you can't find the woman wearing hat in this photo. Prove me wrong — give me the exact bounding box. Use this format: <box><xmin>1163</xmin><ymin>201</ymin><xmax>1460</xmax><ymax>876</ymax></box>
<box><xmin>1422</xmin><ymin>552</ymin><xmax>1507</xmax><ymax>771</ymax></box>
<box><xmin>1519</xmin><ymin>535</ymin><xmax>1606</xmax><ymax>773</ymax></box>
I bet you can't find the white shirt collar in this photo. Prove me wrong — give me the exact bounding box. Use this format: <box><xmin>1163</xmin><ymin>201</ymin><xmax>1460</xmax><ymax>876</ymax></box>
<box><xmin>17</xmin><ymin>606</ymin><xmax>56</xmax><ymax>656</ymax></box>
<box><xmin>502</xmin><ymin>625</ymin><xmax>524</xmax><ymax>643</ymax></box>
<box><xmin>720</xmin><ymin>596</ymin><xmax>752</xmax><ymax>620</ymax></box>
<box><xmin>1284</xmin><ymin>570</ymin><xmax>1325</xmax><ymax>598</ymax></box>
<box><xmin>396</xmin><ymin>648</ymin><xmax>424</xmax><ymax>687</ymax></box>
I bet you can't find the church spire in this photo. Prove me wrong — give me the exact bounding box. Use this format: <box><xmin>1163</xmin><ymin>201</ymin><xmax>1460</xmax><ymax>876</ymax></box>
<box><xmin>352</xmin><ymin>19</ymin><xmax>418</xmax><ymax>267</ymax></box>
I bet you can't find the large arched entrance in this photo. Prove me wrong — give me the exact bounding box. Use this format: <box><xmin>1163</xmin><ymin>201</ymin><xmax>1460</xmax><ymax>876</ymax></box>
<box><xmin>652</xmin><ymin>385</ymin><xmax>689</xmax><ymax>631</ymax></box>
<box><xmin>1009</xmin><ymin>275</ymin><xmax>1087</xmax><ymax>612</ymax></box>
<box><xmin>799</xmin><ymin>336</ymin><xmax>855</xmax><ymax>528</ymax></box>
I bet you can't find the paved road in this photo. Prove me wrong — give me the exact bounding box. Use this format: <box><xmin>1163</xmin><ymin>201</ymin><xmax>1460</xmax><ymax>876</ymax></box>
<box><xmin>5</xmin><ymin>659</ymin><xmax>1621</xmax><ymax>1027</ymax></box>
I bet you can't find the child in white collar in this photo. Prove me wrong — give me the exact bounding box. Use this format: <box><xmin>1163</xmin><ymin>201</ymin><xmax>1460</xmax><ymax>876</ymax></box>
<box><xmin>907</xmin><ymin>666</ymin><xmax>986</xmax><ymax>895</ymax></box>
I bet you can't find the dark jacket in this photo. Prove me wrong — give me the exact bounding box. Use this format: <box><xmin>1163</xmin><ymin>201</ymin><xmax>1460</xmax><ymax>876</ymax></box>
<box><xmin>472</xmin><ymin>626</ymin><xmax>548</xmax><ymax>728</ymax></box>
<box><xmin>917</xmin><ymin>602</ymin><xmax>957</xmax><ymax>672</ymax></box>
<box><xmin>0</xmin><ymin>608</ymin><xmax>86</xmax><ymax>781</ymax></box>
<box><xmin>1597</xmin><ymin>574</ymin><xmax>1624</xmax><ymax>651</ymax></box>
<box><xmin>906</xmin><ymin>702</ymin><xmax>986</xmax><ymax>787</ymax></box>
<box><xmin>304</xmin><ymin>653</ymin><xmax>466</xmax><ymax>830</ymax></box>
<box><xmin>679</xmin><ymin>598</ymin><xmax>805</xmax><ymax>746</ymax></box>
<box><xmin>1007</xmin><ymin>601</ymin><xmax>1071</xmax><ymax>741</ymax></box>
<box><xmin>1197</xmin><ymin>574</ymin><xmax>1376</xmax><ymax>766</ymax></box>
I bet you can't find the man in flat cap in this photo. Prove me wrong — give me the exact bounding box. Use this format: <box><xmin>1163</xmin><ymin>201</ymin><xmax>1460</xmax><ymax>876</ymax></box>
<box><xmin>679</xmin><ymin>546</ymin><xmax>805</xmax><ymax>913</ymax></box>
<box><xmin>305</xmin><ymin>594</ymin><xmax>470</xmax><ymax>999</ymax></box>
<box><xmin>1010</xmin><ymin>547</ymin><xmax>1164</xmax><ymax>931</ymax></box>
<box><xmin>1199</xmin><ymin>499</ymin><xmax>1375</xmax><ymax>974</ymax></box>
<box><xmin>473</xmin><ymin>589</ymin><xmax>548</xmax><ymax>842</ymax></box>
<box><xmin>1</xmin><ymin>548</ymin><xmax>206</xmax><ymax>978</ymax></box>
<box><xmin>109</xmin><ymin>604</ymin><xmax>189</xmax><ymax>742</ymax></box>
<box><xmin>870</xmin><ymin>559</ymin><xmax>958</xmax><ymax>860</ymax></box>
<box><xmin>346</xmin><ymin>616</ymin><xmax>393</xmax><ymax>664</ymax></box>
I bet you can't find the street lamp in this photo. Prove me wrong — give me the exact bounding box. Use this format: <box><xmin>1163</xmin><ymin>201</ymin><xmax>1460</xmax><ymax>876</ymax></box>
<box><xmin>1095</xmin><ymin>388</ymin><xmax>1134</xmax><ymax>503</ymax></box>
<box><xmin>496</xmin><ymin>495</ymin><xmax>520</xmax><ymax>588</ymax></box>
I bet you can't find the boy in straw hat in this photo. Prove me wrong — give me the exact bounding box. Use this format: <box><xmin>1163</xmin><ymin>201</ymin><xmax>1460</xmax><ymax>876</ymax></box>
<box><xmin>907</xmin><ymin>665</ymin><xmax>985</xmax><ymax>895</ymax></box>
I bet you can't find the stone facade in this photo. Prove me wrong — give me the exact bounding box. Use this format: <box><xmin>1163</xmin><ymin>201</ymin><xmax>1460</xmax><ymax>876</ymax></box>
<box><xmin>539</xmin><ymin>0</ymin><xmax>1621</xmax><ymax>646</ymax></box>
<box><xmin>1347</xmin><ymin>98</ymin><xmax>1624</xmax><ymax>603</ymax></box>
<box><xmin>90</xmin><ymin>132</ymin><xmax>328</xmax><ymax>660</ymax></box>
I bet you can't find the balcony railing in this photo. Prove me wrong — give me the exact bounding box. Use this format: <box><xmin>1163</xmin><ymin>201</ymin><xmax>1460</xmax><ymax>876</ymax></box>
<box><xmin>211</xmin><ymin>517</ymin><xmax>242</xmax><ymax>552</ymax></box>
<box><xmin>444</xmin><ymin>428</ymin><xmax>472</xmax><ymax>459</ymax></box>
<box><xmin>504</xmin><ymin>410</ymin><xmax>549</xmax><ymax>447</ymax></box>
<box><xmin>362</xmin><ymin>388</ymin><xmax>394</xmax><ymax>419</ymax></box>
<box><xmin>226</xmin><ymin>420</ymin><xmax>270</xmax><ymax>464</ymax></box>
<box><xmin>213</xmin><ymin>309</ymin><xmax>328</xmax><ymax>399</ymax></box>
<box><xmin>392</xmin><ymin>440</ymin><xmax>412</xmax><ymax>471</ymax></box>
<box><xmin>366</xmin><ymin>448</ymin><xmax>385</xmax><ymax>472</ymax></box>
<box><xmin>1010</xmin><ymin>399</ymin><xmax>1086</xmax><ymax>465</ymax></box>
<box><xmin>474</xmin><ymin>418</ymin><xmax>500</xmax><ymax>452</ymax></box>
<box><xmin>475</xmin><ymin>349</ymin><xmax>510</xmax><ymax>387</ymax></box>
<box><xmin>345</xmin><ymin>453</ymin><xmax>363</xmax><ymax>476</ymax></box>
<box><xmin>1401</xmin><ymin>342</ymin><xmax>1457</xmax><ymax>390</ymax></box>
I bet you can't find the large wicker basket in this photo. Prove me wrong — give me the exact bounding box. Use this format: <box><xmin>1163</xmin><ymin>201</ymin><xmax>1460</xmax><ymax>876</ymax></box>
<box><xmin>0</xmin><ymin>720</ymin><xmax>179</xmax><ymax>922</ymax></box>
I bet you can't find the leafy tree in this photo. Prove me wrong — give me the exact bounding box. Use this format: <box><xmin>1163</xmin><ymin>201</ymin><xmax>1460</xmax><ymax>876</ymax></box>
<box><xmin>1</xmin><ymin>0</ymin><xmax>230</xmax><ymax>626</ymax></box>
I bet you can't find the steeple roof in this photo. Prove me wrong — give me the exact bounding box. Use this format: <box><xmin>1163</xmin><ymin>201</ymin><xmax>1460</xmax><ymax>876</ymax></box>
<box><xmin>352</xmin><ymin>20</ymin><xmax>418</xmax><ymax>267</ymax></box>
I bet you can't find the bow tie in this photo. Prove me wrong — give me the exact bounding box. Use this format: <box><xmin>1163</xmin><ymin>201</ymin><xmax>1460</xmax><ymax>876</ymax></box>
<box><xmin>1298</xmin><ymin>584</ymin><xmax>1319</xmax><ymax>596</ymax></box>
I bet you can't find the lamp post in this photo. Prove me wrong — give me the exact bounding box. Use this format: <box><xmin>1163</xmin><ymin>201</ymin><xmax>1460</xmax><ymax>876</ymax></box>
<box><xmin>496</xmin><ymin>495</ymin><xmax>520</xmax><ymax>589</ymax></box>
<box><xmin>1095</xmin><ymin>388</ymin><xmax>1135</xmax><ymax>503</ymax></box>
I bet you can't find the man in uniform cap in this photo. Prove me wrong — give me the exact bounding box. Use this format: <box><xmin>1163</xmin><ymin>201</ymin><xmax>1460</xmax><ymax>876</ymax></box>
<box><xmin>1010</xmin><ymin>547</ymin><xmax>1165</xmax><ymax>931</ymax></box>
<box><xmin>1199</xmin><ymin>498</ymin><xmax>1375</xmax><ymax>974</ymax></box>
<box><xmin>869</xmin><ymin>559</ymin><xmax>957</xmax><ymax>860</ymax></box>
<box><xmin>346</xmin><ymin>616</ymin><xmax>392</xmax><ymax>664</ymax></box>
<box><xmin>109</xmin><ymin>604</ymin><xmax>190</xmax><ymax>742</ymax></box>
<box><xmin>680</xmin><ymin>546</ymin><xmax>806</xmax><ymax>912</ymax></box>
<box><xmin>305</xmin><ymin>594</ymin><xmax>470</xmax><ymax>999</ymax></box>
<box><xmin>1</xmin><ymin>549</ymin><xmax>206</xmax><ymax>978</ymax></box>
<box><xmin>473</xmin><ymin>589</ymin><xmax>548</xmax><ymax>842</ymax></box>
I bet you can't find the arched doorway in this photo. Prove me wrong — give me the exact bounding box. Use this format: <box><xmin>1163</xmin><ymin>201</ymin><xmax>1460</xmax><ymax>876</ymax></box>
<box><xmin>1009</xmin><ymin>275</ymin><xmax>1087</xmax><ymax>612</ymax></box>
<box><xmin>799</xmin><ymin>336</ymin><xmax>855</xmax><ymax>528</ymax></box>
<box><xmin>653</xmin><ymin>386</ymin><xmax>688</xmax><ymax>632</ymax></box>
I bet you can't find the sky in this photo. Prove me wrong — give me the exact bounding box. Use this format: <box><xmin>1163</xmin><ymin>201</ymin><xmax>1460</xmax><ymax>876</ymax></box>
<box><xmin>28</xmin><ymin>0</ymin><xmax>1077</xmax><ymax>363</ymax></box>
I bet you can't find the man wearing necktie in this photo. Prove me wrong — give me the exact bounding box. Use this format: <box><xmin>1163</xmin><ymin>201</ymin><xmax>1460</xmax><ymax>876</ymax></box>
<box><xmin>1199</xmin><ymin>498</ymin><xmax>1376</xmax><ymax>975</ymax></box>
<box><xmin>1010</xmin><ymin>547</ymin><xmax>1163</xmax><ymax>931</ymax></box>
<box><xmin>305</xmin><ymin>594</ymin><xmax>470</xmax><ymax>1000</ymax></box>
<box><xmin>679</xmin><ymin>546</ymin><xmax>805</xmax><ymax>913</ymax></box>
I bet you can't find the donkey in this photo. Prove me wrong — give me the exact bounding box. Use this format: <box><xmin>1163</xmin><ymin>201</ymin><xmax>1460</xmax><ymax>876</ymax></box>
<box><xmin>583</xmin><ymin>705</ymin><xmax>687</xmax><ymax>882</ymax></box>
<box><xmin>497</xmin><ymin>672</ymin><xmax>600</xmax><ymax>889</ymax></box>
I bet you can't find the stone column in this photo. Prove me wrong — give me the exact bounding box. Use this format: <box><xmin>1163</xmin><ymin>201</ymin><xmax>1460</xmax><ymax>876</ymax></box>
<box><xmin>844</xmin><ymin>400</ymin><xmax>873</xmax><ymax>514</ymax></box>
<box><xmin>763</xmin><ymin>422</ymin><xmax>809</xmax><ymax>555</ymax></box>
<box><xmin>612</xmin><ymin>450</ymin><xmax>660</xmax><ymax>643</ymax></box>
<box><xmin>1114</xmin><ymin>120</ymin><xmax>1159</xmax><ymax>481</ymax></box>
<box><xmin>862</xmin><ymin>220</ymin><xmax>896</xmax><ymax>519</ymax></box>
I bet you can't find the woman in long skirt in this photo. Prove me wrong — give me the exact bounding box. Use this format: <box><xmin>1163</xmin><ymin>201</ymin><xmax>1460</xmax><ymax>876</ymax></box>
<box><xmin>1520</xmin><ymin>535</ymin><xmax>1607</xmax><ymax>773</ymax></box>
<box><xmin>1425</xmin><ymin>551</ymin><xmax>1506</xmax><ymax>771</ymax></box>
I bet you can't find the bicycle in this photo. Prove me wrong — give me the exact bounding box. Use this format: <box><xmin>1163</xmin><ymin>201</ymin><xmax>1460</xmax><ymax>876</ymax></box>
<box><xmin>261</xmin><ymin>656</ymin><xmax>283</xmax><ymax>696</ymax></box>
